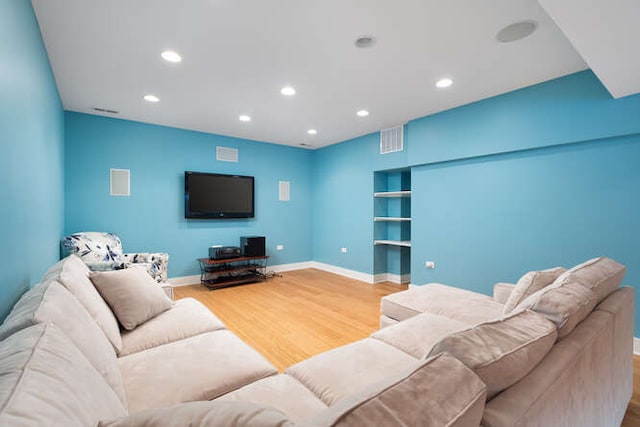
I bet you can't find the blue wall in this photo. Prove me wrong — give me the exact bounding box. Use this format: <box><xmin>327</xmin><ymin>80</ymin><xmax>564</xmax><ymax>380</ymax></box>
<box><xmin>0</xmin><ymin>1</ymin><xmax>64</xmax><ymax>319</ymax></box>
<box><xmin>312</xmin><ymin>70</ymin><xmax>640</xmax><ymax>334</ymax></box>
<box><xmin>3</xmin><ymin>3</ymin><xmax>640</xmax><ymax>336</ymax></box>
<box><xmin>64</xmin><ymin>113</ymin><xmax>312</xmax><ymax>277</ymax></box>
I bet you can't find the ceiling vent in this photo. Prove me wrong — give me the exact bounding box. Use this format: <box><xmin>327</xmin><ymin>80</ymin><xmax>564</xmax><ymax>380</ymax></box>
<box><xmin>92</xmin><ymin>107</ymin><xmax>119</xmax><ymax>114</ymax></box>
<box><xmin>380</xmin><ymin>125</ymin><xmax>404</xmax><ymax>154</ymax></box>
<box><xmin>216</xmin><ymin>146</ymin><xmax>238</xmax><ymax>162</ymax></box>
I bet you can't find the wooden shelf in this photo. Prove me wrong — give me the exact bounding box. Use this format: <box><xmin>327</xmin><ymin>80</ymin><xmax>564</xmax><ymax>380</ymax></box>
<box><xmin>373</xmin><ymin>191</ymin><xmax>411</xmax><ymax>198</ymax></box>
<box><xmin>374</xmin><ymin>217</ymin><xmax>411</xmax><ymax>222</ymax></box>
<box><xmin>374</xmin><ymin>240</ymin><xmax>411</xmax><ymax>247</ymax></box>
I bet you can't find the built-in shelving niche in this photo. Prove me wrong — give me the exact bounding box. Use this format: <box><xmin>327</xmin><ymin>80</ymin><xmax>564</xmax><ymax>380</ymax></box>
<box><xmin>373</xmin><ymin>169</ymin><xmax>411</xmax><ymax>284</ymax></box>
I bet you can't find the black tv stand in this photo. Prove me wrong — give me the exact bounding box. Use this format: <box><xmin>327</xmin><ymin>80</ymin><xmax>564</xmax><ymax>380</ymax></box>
<box><xmin>197</xmin><ymin>256</ymin><xmax>269</xmax><ymax>289</ymax></box>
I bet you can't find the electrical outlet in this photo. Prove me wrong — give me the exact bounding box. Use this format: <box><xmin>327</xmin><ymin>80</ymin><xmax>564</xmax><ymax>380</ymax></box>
<box><xmin>276</xmin><ymin>245</ymin><xmax>284</xmax><ymax>251</ymax></box>
<box><xmin>341</xmin><ymin>247</ymin><xmax>348</xmax><ymax>253</ymax></box>
<box><xmin>425</xmin><ymin>261</ymin><xmax>435</xmax><ymax>269</ymax></box>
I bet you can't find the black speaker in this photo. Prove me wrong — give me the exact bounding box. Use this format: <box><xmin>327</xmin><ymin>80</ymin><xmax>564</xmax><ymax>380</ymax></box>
<box><xmin>240</xmin><ymin>236</ymin><xmax>265</xmax><ymax>257</ymax></box>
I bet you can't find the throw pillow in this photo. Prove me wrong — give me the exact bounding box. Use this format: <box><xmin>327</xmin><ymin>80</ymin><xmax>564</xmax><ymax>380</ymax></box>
<box><xmin>502</xmin><ymin>267</ymin><xmax>567</xmax><ymax>314</ymax></box>
<box><xmin>90</xmin><ymin>267</ymin><xmax>172</xmax><ymax>330</ymax></box>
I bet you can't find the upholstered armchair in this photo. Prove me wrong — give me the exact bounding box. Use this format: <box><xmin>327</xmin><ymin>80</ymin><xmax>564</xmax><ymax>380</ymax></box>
<box><xmin>62</xmin><ymin>232</ymin><xmax>169</xmax><ymax>283</ymax></box>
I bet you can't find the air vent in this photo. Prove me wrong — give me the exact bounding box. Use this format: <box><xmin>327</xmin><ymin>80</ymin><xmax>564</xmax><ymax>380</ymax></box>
<box><xmin>216</xmin><ymin>146</ymin><xmax>239</xmax><ymax>162</ymax></box>
<box><xmin>380</xmin><ymin>125</ymin><xmax>404</xmax><ymax>154</ymax></box>
<box><xmin>92</xmin><ymin>107</ymin><xmax>119</xmax><ymax>114</ymax></box>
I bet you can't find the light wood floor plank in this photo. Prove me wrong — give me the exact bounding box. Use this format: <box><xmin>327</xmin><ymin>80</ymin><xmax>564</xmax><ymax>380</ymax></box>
<box><xmin>174</xmin><ymin>268</ymin><xmax>640</xmax><ymax>424</ymax></box>
<box><xmin>174</xmin><ymin>268</ymin><xmax>406</xmax><ymax>371</ymax></box>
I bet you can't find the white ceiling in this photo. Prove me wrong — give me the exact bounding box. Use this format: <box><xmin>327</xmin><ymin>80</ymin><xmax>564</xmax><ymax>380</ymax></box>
<box><xmin>31</xmin><ymin>0</ymin><xmax>598</xmax><ymax>149</ymax></box>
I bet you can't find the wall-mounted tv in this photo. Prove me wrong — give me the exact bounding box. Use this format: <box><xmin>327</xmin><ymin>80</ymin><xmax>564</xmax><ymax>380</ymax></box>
<box><xmin>185</xmin><ymin>171</ymin><xmax>254</xmax><ymax>219</ymax></box>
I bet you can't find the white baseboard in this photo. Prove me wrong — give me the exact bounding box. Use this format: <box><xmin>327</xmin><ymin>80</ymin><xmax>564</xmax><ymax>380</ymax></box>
<box><xmin>634</xmin><ymin>337</ymin><xmax>640</xmax><ymax>356</ymax></box>
<box><xmin>168</xmin><ymin>261</ymin><xmax>408</xmax><ymax>287</ymax></box>
<box><xmin>373</xmin><ymin>273</ymin><xmax>411</xmax><ymax>284</ymax></box>
<box><xmin>167</xmin><ymin>275</ymin><xmax>200</xmax><ymax>287</ymax></box>
<box><xmin>307</xmin><ymin>261</ymin><xmax>375</xmax><ymax>283</ymax></box>
<box><xmin>268</xmin><ymin>261</ymin><xmax>314</xmax><ymax>274</ymax></box>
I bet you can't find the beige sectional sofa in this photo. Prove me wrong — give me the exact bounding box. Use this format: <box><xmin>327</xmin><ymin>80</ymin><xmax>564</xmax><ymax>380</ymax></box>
<box><xmin>0</xmin><ymin>254</ymin><xmax>633</xmax><ymax>426</ymax></box>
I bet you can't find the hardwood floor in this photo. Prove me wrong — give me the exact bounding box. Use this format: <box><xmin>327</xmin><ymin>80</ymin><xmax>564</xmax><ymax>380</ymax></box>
<box><xmin>622</xmin><ymin>355</ymin><xmax>640</xmax><ymax>427</ymax></box>
<box><xmin>174</xmin><ymin>268</ymin><xmax>640</xmax><ymax>425</ymax></box>
<box><xmin>174</xmin><ymin>268</ymin><xmax>406</xmax><ymax>371</ymax></box>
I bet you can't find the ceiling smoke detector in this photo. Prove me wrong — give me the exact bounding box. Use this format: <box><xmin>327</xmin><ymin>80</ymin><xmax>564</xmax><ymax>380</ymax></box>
<box><xmin>355</xmin><ymin>35</ymin><xmax>376</xmax><ymax>49</ymax></box>
<box><xmin>496</xmin><ymin>21</ymin><xmax>538</xmax><ymax>43</ymax></box>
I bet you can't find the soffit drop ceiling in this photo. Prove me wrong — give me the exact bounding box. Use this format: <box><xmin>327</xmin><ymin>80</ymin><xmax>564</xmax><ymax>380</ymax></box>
<box><xmin>538</xmin><ymin>0</ymin><xmax>640</xmax><ymax>99</ymax></box>
<box><xmin>32</xmin><ymin>0</ymin><xmax>589</xmax><ymax>149</ymax></box>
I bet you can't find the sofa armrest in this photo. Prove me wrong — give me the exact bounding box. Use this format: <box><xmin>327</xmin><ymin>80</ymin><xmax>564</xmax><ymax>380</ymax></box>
<box><xmin>493</xmin><ymin>282</ymin><xmax>516</xmax><ymax>304</ymax></box>
<box><xmin>123</xmin><ymin>252</ymin><xmax>169</xmax><ymax>283</ymax></box>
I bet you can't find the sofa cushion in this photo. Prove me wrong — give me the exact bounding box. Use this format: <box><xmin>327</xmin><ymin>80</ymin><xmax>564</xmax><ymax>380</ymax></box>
<box><xmin>118</xmin><ymin>330</ymin><xmax>277</xmax><ymax>413</ymax></box>
<box><xmin>305</xmin><ymin>352</ymin><xmax>487</xmax><ymax>427</ymax></box>
<box><xmin>217</xmin><ymin>374</ymin><xmax>328</xmax><ymax>423</ymax></box>
<box><xmin>371</xmin><ymin>312</ymin><xmax>470</xmax><ymax>358</ymax></box>
<box><xmin>555</xmin><ymin>257</ymin><xmax>626</xmax><ymax>303</ymax></box>
<box><xmin>0</xmin><ymin>281</ymin><xmax>127</xmax><ymax>407</ymax></box>
<box><xmin>42</xmin><ymin>254</ymin><xmax>122</xmax><ymax>353</ymax></box>
<box><xmin>502</xmin><ymin>267</ymin><xmax>566</xmax><ymax>314</ymax></box>
<box><xmin>381</xmin><ymin>283</ymin><xmax>504</xmax><ymax>324</ymax></box>
<box><xmin>120</xmin><ymin>297</ymin><xmax>226</xmax><ymax>356</ymax></box>
<box><xmin>515</xmin><ymin>279</ymin><xmax>598</xmax><ymax>339</ymax></box>
<box><xmin>0</xmin><ymin>324</ymin><xmax>126</xmax><ymax>427</ymax></box>
<box><xmin>286</xmin><ymin>338</ymin><xmax>417</xmax><ymax>406</ymax></box>
<box><xmin>429</xmin><ymin>310</ymin><xmax>557</xmax><ymax>399</ymax></box>
<box><xmin>90</xmin><ymin>267</ymin><xmax>173</xmax><ymax>330</ymax></box>
<box><xmin>98</xmin><ymin>401</ymin><xmax>293</xmax><ymax>427</ymax></box>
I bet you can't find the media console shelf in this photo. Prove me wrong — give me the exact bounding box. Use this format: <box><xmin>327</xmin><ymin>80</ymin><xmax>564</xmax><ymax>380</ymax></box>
<box><xmin>197</xmin><ymin>256</ymin><xmax>269</xmax><ymax>289</ymax></box>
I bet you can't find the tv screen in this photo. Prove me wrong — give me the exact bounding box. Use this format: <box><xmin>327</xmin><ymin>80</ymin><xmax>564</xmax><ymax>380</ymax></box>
<box><xmin>185</xmin><ymin>171</ymin><xmax>254</xmax><ymax>219</ymax></box>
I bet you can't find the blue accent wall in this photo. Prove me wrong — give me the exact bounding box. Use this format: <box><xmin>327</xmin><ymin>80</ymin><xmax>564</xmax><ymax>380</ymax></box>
<box><xmin>312</xmin><ymin>70</ymin><xmax>640</xmax><ymax>334</ymax></box>
<box><xmin>64</xmin><ymin>112</ymin><xmax>312</xmax><ymax>277</ymax></box>
<box><xmin>0</xmin><ymin>1</ymin><xmax>64</xmax><ymax>319</ymax></box>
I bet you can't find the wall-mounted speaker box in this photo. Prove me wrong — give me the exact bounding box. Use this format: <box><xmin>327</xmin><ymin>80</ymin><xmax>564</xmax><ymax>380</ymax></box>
<box><xmin>241</xmin><ymin>236</ymin><xmax>265</xmax><ymax>257</ymax></box>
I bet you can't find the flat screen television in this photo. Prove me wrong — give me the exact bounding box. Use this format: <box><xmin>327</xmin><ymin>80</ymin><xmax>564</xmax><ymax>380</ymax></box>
<box><xmin>184</xmin><ymin>171</ymin><xmax>254</xmax><ymax>219</ymax></box>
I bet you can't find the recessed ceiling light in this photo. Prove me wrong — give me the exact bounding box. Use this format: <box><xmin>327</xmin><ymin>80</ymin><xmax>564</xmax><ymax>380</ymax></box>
<box><xmin>161</xmin><ymin>50</ymin><xmax>182</xmax><ymax>63</ymax></box>
<box><xmin>307</xmin><ymin>129</ymin><xmax>317</xmax><ymax>135</ymax></box>
<box><xmin>281</xmin><ymin>86</ymin><xmax>296</xmax><ymax>96</ymax></box>
<box><xmin>496</xmin><ymin>21</ymin><xmax>538</xmax><ymax>43</ymax></box>
<box><xmin>355</xmin><ymin>35</ymin><xmax>376</xmax><ymax>49</ymax></box>
<box><xmin>356</xmin><ymin>110</ymin><xmax>369</xmax><ymax>117</ymax></box>
<box><xmin>143</xmin><ymin>94</ymin><xmax>160</xmax><ymax>102</ymax></box>
<box><xmin>239</xmin><ymin>114</ymin><xmax>251</xmax><ymax>122</ymax></box>
<box><xmin>435</xmin><ymin>78</ymin><xmax>453</xmax><ymax>88</ymax></box>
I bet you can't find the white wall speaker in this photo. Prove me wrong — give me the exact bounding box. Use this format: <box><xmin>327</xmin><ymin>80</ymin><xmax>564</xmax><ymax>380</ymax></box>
<box><xmin>110</xmin><ymin>168</ymin><xmax>130</xmax><ymax>196</ymax></box>
<box><xmin>279</xmin><ymin>181</ymin><xmax>290</xmax><ymax>201</ymax></box>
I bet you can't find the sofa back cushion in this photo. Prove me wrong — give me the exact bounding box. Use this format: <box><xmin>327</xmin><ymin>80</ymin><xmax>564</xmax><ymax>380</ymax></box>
<box><xmin>41</xmin><ymin>254</ymin><xmax>122</xmax><ymax>353</ymax></box>
<box><xmin>555</xmin><ymin>257</ymin><xmax>626</xmax><ymax>303</ymax></box>
<box><xmin>0</xmin><ymin>281</ymin><xmax>127</xmax><ymax>407</ymax></box>
<box><xmin>515</xmin><ymin>279</ymin><xmax>598</xmax><ymax>339</ymax></box>
<box><xmin>0</xmin><ymin>324</ymin><xmax>126</xmax><ymax>427</ymax></box>
<box><xmin>306</xmin><ymin>352</ymin><xmax>486</xmax><ymax>427</ymax></box>
<box><xmin>502</xmin><ymin>267</ymin><xmax>566</xmax><ymax>314</ymax></box>
<box><xmin>429</xmin><ymin>310</ymin><xmax>557</xmax><ymax>399</ymax></box>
